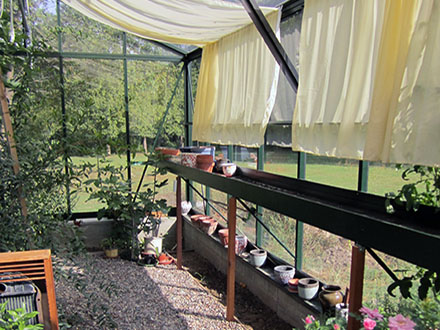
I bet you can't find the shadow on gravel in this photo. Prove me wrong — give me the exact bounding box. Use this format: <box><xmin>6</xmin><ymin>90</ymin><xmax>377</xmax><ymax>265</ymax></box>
<box><xmin>55</xmin><ymin>254</ymin><xmax>191</xmax><ymax>330</ymax></box>
<box><xmin>181</xmin><ymin>251</ymin><xmax>293</xmax><ymax>330</ymax></box>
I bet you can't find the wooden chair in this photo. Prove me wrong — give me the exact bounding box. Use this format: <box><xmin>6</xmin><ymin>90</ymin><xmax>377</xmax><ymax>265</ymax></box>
<box><xmin>0</xmin><ymin>250</ymin><xmax>59</xmax><ymax>329</ymax></box>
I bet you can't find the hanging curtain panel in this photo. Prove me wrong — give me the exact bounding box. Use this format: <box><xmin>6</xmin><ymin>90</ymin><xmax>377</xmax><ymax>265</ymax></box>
<box><xmin>193</xmin><ymin>10</ymin><xmax>281</xmax><ymax>147</ymax></box>
<box><xmin>293</xmin><ymin>0</ymin><xmax>440</xmax><ymax>167</ymax></box>
<box><xmin>62</xmin><ymin>0</ymin><xmax>280</xmax><ymax>148</ymax></box>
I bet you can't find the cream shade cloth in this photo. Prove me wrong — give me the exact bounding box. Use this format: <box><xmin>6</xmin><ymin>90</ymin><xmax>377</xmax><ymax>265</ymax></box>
<box><xmin>61</xmin><ymin>0</ymin><xmax>275</xmax><ymax>46</ymax></box>
<box><xmin>293</xmin><ymin>0</ymin><xmax>440</xmax><ymax>167</ymax></box>
<box><xmin>193</xmin><ymin>10</ymin><xmax>281</xmax><ymax>147</ymax></box>
<box><xmin>62</xmin><ymin>0</ymin><xmax>280</xmax><ymax>147</ymax></box>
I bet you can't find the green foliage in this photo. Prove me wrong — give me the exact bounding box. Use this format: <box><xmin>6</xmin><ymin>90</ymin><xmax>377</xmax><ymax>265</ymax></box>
<box><xmin>386</xmin><ymin>164</ymin><xmax>440</xmax><ymax>213</ymax></box>
<box><xmin>1</xmin><ymin>9</ymin><xmax>117</xmax><ymax>328</ymax></box>
<box><xmin>100</xmin><ymin>237</ymin><xmax>123</xmax><ymax>250</ymax></box>
<box><xmin>0</xmin><ymin>302</ymin><xmax>43</xmax><ymax>330</ymax></box>
<box><xmin>0</xmin><ymin>8</ymin><xmax>81</xmax><ymax>252</ymax></box>
<box><xmin>387</xmin><ymin>268</ymin><xmax>440</xmax><ymax>301</ymax></box>
<box><xmin>366</xmin><ymin>294</ymin><xmax>440</xmax><ymax>330</ymax></box>
<box><xmin>83</xmin><ymin>152</ymin><xmax>169</xmax><ymax>257</ymax></box>
<box><xmin>304</xmin><ymin>314</ymin><xmax>346</xmax><ymax>330</ymax></box>
<box><xmin>384</xmin><ymin>165</ymin><xmax>440</xmax><ymax>303</ymax></box>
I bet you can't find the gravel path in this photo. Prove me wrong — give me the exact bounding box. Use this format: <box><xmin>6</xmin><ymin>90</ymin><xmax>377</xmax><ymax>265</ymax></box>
<box><xmin>55</xmin><ymin>253</ymin><xmax>250</xmax><ymax>330</ymax></box>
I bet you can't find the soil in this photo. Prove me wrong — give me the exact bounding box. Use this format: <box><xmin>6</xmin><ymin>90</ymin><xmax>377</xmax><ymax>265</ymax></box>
<box><xmin>180</xmin><ymin>251</ymin><xmax>293</xmax><ymax>330</ymax></box>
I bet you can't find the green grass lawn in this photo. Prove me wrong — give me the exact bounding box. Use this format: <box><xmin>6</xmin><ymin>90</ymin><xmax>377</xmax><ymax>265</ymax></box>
<box><xmin>71</xmin><ymin>153</ymin><xmax>177</xmax><ymax>212</ymax></box>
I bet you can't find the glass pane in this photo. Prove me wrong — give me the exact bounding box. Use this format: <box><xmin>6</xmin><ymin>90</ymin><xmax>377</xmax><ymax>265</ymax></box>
<box><xmin>234</xmin><ymin>146</ymin><xmax>258</xmax><ymax>169</ymax></box>
<box><xmin>236</xmin><ymin>201</ymin><xmax>256</xmax><ymax>243</ymax></box>
<box><xmin>260</xmin><ymin>209</ymin><xmax>296</xmax><ymax>265</ymax></box>
<box><xmin>60</xmin><ymin>2</ymin><xmax>122</xmax><ymax>53</ymax></box>
<box><xmin>306</xmin><ymin>155</ymin><xmax>358</xmax><ymax>190</ymax></box>
<box><xmin>125</xmin><ymin>34</ymin><xmax>181</xmax><ymax>57</ymax></box>
<box><xmin>363</xmin><ymin>251</ymin><xmax>417</xmax><ymax>305</ymax></box>
<box><xmin>302</xmin><ymin>224</ymin><xmax>351</xmax><ymax>290</ymax></box>
<box><xmin>126</xmin><ymin>61</ymin><xmax>183</xmax><ymax>208</ymax></box>
<box><xmin>368</xmin><ymin>162</ymin><xmax>415</xmax><ymax>197</ymax></box>
<box><xmin>64</xmin><ymin>58</ymin><xmax>125</xmax><ymax>212</ymax></box>
<box><xmin>29</xmin><ymin>0</ymin><xmax>58</xmax><ymax>48</ymax></box>
<box><xmin>264</xmin><ymin>145</ymin><xmax>298</xmax><ymax>178</ymax></box>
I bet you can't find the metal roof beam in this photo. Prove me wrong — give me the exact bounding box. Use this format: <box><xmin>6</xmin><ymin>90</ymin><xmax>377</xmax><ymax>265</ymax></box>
<box><xmin>147</xmin><ymin>39</ymin><xmax>187</xmax><ymax>57</ymax></box>
<box><xmin>240</xmin><ymin>0</ymin><xmax>299</xmax><ymax>92</ymax></box>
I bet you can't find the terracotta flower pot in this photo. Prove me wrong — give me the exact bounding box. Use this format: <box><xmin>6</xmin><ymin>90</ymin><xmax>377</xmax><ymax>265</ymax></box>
<box><xmin>158</xmin><ymin>253</ymin><xmax>173</xmax><ymax>265</ymax></box>
<box><xmin>190</xmin><ymin>214</ymin><xmax>205</xmax><ymax>226</ymax></box>
<box><xmin>196</xmin><ymin>154</ymin><xmax>214</xmax><ymax>172</ymax></box>
<box><xmin>200</xmin><ymin>217</ymin><xmax>218</xmax><ymax>235</ymax></box>
<box><xmin>288</xmin><ymin>278</ymin><xmax>299</xmax><ymax>293</ymax></box>
<box><xmin>218</xmin><ymin>228</ymin><xmax>229</xmax><ymax>246</ymax></box>
<box><xmin>155</xmin><ymin>147</ymin><xmax>180</xmax><ymax>156</ymax></box>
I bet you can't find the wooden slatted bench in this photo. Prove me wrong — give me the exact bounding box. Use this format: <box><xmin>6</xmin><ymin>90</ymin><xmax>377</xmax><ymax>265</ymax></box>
<box><xmin>0</xmin><ymin>250</ymin><xmax>59</xmax><ymax>329</ymax></box>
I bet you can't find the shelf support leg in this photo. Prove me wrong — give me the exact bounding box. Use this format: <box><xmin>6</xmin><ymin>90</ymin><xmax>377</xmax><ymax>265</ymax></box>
<box><xmin>226</xmin><ymin>196</ymin><xmax>237</xmax><ymax>321</ymax></box>
<box><xmin>176</xmin><ymin>176</ymin><xmax>183</xmax><ymax>270</ymax></box>
<box><xmin>348</xmin><ymin>243</ymin><xmax>365</xmax><ymax>330</ymax></box>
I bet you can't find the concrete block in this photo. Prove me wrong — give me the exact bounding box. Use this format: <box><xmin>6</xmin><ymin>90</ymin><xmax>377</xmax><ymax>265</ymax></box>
<box><xmin>181</xmin><ymin>216</ymin><xmax>320</xmax><ymax>329</ymax></box>
<box><xmin>277</xmin><ymin>289</ymin><xmax>318</xmax><ymax>328</ymax></box>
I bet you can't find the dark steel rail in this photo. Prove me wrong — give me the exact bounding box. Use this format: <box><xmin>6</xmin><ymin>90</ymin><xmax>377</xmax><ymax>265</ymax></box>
<box><xmin>160</xmin><ymin>161</ymin><xmax>440</xmax><ymax>272</ymax></box>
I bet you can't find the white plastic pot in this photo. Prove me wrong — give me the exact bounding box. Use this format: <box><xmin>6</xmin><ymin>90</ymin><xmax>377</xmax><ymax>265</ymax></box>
<box><xmin>144</xmin><ymin>236</ymin><xmax>163</xmax><ymax>255</ymax></box>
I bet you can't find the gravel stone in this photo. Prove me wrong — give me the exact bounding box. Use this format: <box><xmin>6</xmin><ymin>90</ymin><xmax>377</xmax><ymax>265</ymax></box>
<box><xmin>55</xmin><ymin>253</ymin><xmax>250</xmax><ymax>330</ymax></box>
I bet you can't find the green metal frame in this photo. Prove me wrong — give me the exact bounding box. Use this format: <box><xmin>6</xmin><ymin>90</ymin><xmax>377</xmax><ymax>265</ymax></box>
<box><xmin>54</xmin><ymin>0</ymin><xmax>186</xmax><ymax>211</ymax></box>
<box><xmin>184</xmin><ymin>60</ymin><xmax>194</xmax><ymax>203</ymax></box>
<box><xmin>160</xmin><ymin>161</ymin><xmax>440</xmax><ymax>272</ymax></box>
<box><xmin>295</xmin><ymin>152</ymin><xmax>306</xmax><ymax>270</ymax></box>
<box><xmin>35</xmin><ymin>0</ymin><xmax>437</xmax><ymax>282</ymax></box>
<box><xmin>255</xmin><ymin>146</ymin><xmax>264</xmax><ymax>246</ymax></box>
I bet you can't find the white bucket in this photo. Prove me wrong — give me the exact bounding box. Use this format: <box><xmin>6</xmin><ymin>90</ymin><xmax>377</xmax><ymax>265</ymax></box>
<box><xmin>144</xmin><ymin>236</ymin><xmax>163</xmax><ymax>255</ymax></box>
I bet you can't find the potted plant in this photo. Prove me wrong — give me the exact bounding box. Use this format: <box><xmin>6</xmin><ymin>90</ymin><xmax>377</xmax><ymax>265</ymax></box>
<box><xmin>101</xmin><ymin>237</ymin><xmax>121</xmax><ymax>258</ymax></box>
<box><xmin>84</xmin><ymin>151</ymin><xmax>170</xmax><ymax>260</ymax></box>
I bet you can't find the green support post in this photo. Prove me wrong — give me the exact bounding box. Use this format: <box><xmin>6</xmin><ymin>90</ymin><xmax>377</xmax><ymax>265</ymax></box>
<box><xmin>184</xmin><ymin>60</ymin><xmax>193</xmax><ymax>202</ymax></box>
<box><xmin>227</xmin><ymin>145</ymin><xmax>234</xmax><ymax>161</ymax></box>
<box><xmin>358</xmin><ymin>160</ymin><xmax>369</xmax><ymax>192</ymax></box>
<box><xmin>295</xmin><ymin>152</ymin><xmax>306</xmax><ymax>270</ymax></box>
<box><xmin>56</xmin><ymin>0</ymin><xmax>71</xmax><ymax>214</ymax></box>
<box><xmin>205</xmin><ymin>142</ymin><xmax>211</xmax><ymax>215</ymax></box>
<box><xmin>256</xmin><ymin>145</ymin><xmax>264</xmax><ymax>247</ymax></box>
<box><xmin>123</xmin><ymin>32</ymin><xmax>132</xmax><ymax>191</ymax></box>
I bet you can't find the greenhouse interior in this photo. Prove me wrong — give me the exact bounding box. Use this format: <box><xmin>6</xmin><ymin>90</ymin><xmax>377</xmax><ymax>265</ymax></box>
<box><xmin>1</xmin><ymin>0</ymin><xmax>439</xmax><ymax>329</ymax></box>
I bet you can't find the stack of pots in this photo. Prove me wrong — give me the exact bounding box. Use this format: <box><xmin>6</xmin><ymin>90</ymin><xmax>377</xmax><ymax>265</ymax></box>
<box><xmin>218</xmin><ymin>229</ymin><xmax>229</xmax><ymax>246</ymax></box>
<box><xmin>196</xmin><ymin>154</ymin><xmax>214</xmax><ymax>172</ymax></box>
<box><xmin>190</xmin><ymin>214</ymin><xmax>205</xmax><ymax>227</ymax></box>
<box><xmin>217</xmin><ymin>229</ymin><xmax>248</xmax><ymax>255</ymax></box>
<box><xmin>199</xmin><ymin>216</ymin><xmax>218</xmax><ymax>235</ymax></box>
<box><xmin>155</xmin><ymin>147</ymin><xmax>180</xmax><ymax>156</ymax></box>
<box><xmin>190</xmin><ymin>214</ymin><xmax>218</xmax><ymax>235</ymax></box>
